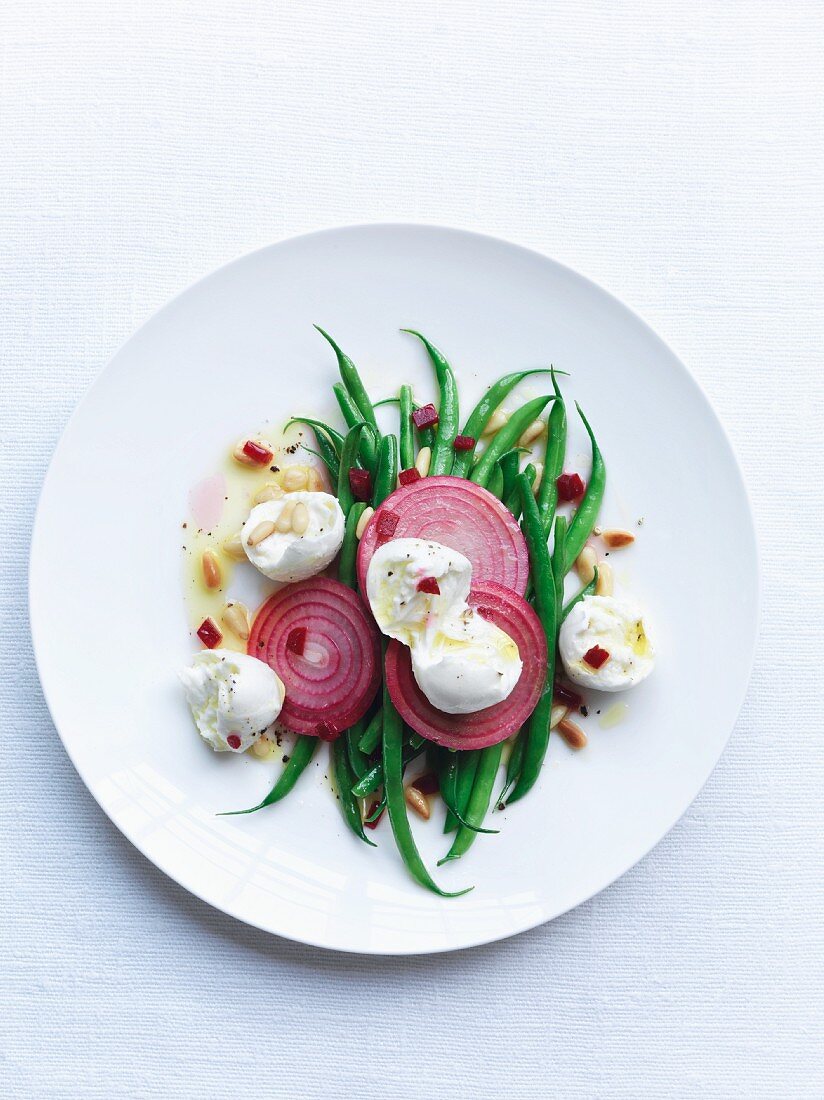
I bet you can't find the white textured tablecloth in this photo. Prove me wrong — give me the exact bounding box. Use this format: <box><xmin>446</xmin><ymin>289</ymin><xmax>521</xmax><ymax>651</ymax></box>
<box><xmin>2</xmin><ymin>2</ymin><xmax>822</xmax><ymax>1096</ymax></box>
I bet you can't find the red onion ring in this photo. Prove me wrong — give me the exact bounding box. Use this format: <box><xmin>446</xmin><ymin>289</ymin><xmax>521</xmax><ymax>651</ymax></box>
<box><xmin>356</xmin><ymin>476</ymin><xmax>529</xmax><ymax>597</ymax></box>
<box><xmin>248</xmin><ymin>577</ymin><xmax>381</xmax><ymax>738</ymax></box>
<box><xmin>384</xmin><ymin>581</ymin><xmax>547</xmax><ymax>750</ymax></box>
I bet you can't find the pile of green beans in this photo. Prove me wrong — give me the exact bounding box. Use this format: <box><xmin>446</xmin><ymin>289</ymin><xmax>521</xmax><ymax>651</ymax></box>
<box><xmin>227</xmin><ymin>327</ymin><xmax>604</xmax><ymax>895</ymax></box>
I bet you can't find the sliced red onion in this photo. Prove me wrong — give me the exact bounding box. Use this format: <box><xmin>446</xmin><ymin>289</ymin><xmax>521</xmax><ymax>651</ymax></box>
<box><xmin>357</xmin><ymin>476</ymin><xmax>529</xmax><ymax>596</ymax></box>
<box><xmin>384</xmin><ymin>581</ymin><xmax>547</xmax><ymax>750</ymax></box>
<box><xmin>248</xmin><ymin>577</ymin><xmax>381</xmax><ymax>737</ymax></box>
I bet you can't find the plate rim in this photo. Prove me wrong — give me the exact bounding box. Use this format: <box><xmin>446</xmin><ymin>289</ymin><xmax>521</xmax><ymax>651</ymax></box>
<box><xmin>29</xmin><ymin>222</ymin><xmax>761</xmax><ymax>954</ymax></box>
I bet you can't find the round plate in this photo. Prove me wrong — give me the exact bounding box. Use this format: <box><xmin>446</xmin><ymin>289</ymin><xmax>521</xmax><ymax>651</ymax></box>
<box><xmin>30</xmin><ymin>225</ymin><xmax>759</xmax><ymax>954</ymax></box>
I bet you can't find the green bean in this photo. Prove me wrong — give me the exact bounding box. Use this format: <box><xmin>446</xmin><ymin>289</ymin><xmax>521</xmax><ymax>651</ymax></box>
<box><xmin>334</xmin><ymin>384</ymin><xmax>377</xmax><ymax>470</ymax></box>
<box><xmin>338</xmin><ymin>502</ymin><xmax>365</xmax><ymax>586</ymax></box>
<box><xmin>487</xmin><ymin>462</ymin><xmax>505</xmax><ymax>501</ymax></box>
<box><xmin>497</xmin><ymin>734</ymin><xmax>525</xmax><ymax>805</ymax></box>
<box><xmin>372</xmin><ymin>433</ymin><xmax>399</xmax><ymax>507</ymax></box>
<box><xmin>382</xmin><ymin>678</ymin><xmax>471</xmax><ymax>896</ymax></box>
<box><xmin>503</xmin><ymin>462</ymin><xmax>536</xmax><ymax>519</ymax></box>
<box><xmin>401</xmin><ymin>330</ymin><xmax>459</xmax><ymax>476</ymax></box>
<box><xmin>333</xmin><ymin>381</ymin><xmax>362</xmax><ymax>430</ymax></box>
<box><xmin>508</xmin><ymin>474</ymin><xmax>558</xmax><ymax>803</ymax></box>
<box><xmin>358</xmin><ymin>709</ymin><xmax>383</xmax><ymax>755</ymax></box>
<box><xmin>346</xmin><ymin>722</ymin><xmax>370</xmax><ymax>779</ymax></box>
<box><xmin>315</xmin><ymin>326</ymin><xmax>381</xmax><ymax>437</ymax></box>
<box><xmin>498</xmin><ymin>448</ymin><xmax>526</xmax><ymax>503</ymax></box>
<box><xmin>470</xmin><ymin>396</ymin><xmax>552</xmax><ymax>488</ymax></box>
<box><xmin>439</xmin><ymin>750</ymin><xmax>459</xmax><ymax>831</ymax></box>
<box><xmin>218</xmin><ymin>735</ymin><xmax>317</xmax><ymax>815</ymax></box>
<box><xmin>552</xmin><ymin>515</ymin><xmax>567</xmax><ymax>629</ymax></box>
<box><xmin>284</xmin><ymin>417</ymin><xmax>345</xmax><ymax>456</ymax></box>
<box><xmin>399</xmin><ymin>384</ymin><xmax>415</xmax><ymax>470</ymax></box>
<box><xmin>444</xmin><ymin>748</ymin><xmax>480</xmax><ymax>833</ymax></box>
<box><xmin>336</xmin><ymin>423</ymin><xmax>367</xmax><ymax>514</ymax></box>
<box><xmin>417</xmin><ymin>423</ymin><xmax>435</xmax><ymax>451</ymax></box>
<box><xmin>563</xmin><ymin>404</ymin><xmax>606</xmax><ymax>573</ymax></box>
<box><xmin>451</xmin><ymin>368</ymin><xmax>556</xmax><ymax>478</ymax></box>
<box><xmin>436</xmin><ymin>747</ymin><xmax>499</xmax><ymax>835</ymax></box>
<box><xmin>333</xmin><ymin>737</ymin><xmax>376</xmax><ymax>846</ymax></box>
<box><xmin>536</xmin><ymin>368</ymin><xmax>568</xmax><ymax>536</ymax></box>
<box><xmin>364</xmin><ymin>794</ymin><xmax>386</xmax><ymax>823</ymax></box>
<box><xmin>287</xmin><ymin>416</ymin><xmax>345</xmax><ymax>477</ymax></box>
<box><xmin>351</xmin><ymin>733</ymin><xmax>425</xmax><ymax>799</ymax></box>
<box><xmin>438</xmin><ymin>742</ymin><xmax>503</xmax><ymax>864</ymax></box>
<box><xmin>561</xmin><ymin>567</ymin><xmax>598</xmax><ymax>623</ymax></box>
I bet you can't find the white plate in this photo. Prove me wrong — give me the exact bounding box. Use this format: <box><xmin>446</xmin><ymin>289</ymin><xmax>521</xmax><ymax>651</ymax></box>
<box><xmin>30</xmin><ymin>225</ymin><xmax>759</xmax><ymax>954</ymax></box>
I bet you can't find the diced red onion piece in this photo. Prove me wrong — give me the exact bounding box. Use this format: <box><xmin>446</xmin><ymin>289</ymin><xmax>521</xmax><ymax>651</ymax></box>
<box><xmin>554</xmin><ymin>681</ymin><xmax>583</xmax><ymax>708</ymax></box>
<box><xmin>348</xmin><ymin>468</ymin><xmax>372</xmax><ymax>502</ymax></box>
<box><xmin>557</xmin><ymin>472</ymin><xmax>585</xmax><ymax>502</ymax></box>
<box><xmin>411</xmin><ymin>404</ymin><xmax>439</xmax><ymax>430</ymax></box>
<box><xmin>583</xmin><ymin>645</ymin><xmax>610</xmax><ymax>669</ymax></box>
<box><xmin>197</xmin><ymin>618</ymin><xmax>222</xmax><ymax>649</ymax></box>
<box><xmin>374</xmin><ymin>509</ymin><xmax>400</xmax><ymax>544</ymax></box>
<box><xmin>416</xmin><ymin>577</ymin><xmax>440</xmax><ymax>595</ymax></box>
<box><xmin>242</xmin><ymin>439</ymin><xmax>273</xmax><ymax>465</ymax></box>
<box><xmin>411</xmin><ymin>772</ymin><xmax>439</xmax><ymax>795</ymax></box>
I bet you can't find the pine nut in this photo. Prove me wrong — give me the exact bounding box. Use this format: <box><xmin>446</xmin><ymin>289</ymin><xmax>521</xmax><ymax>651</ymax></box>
<box><xmin>248</xmin><ymin>520</ymin><xmax>276</xmax><ymax>546</ymax></box>
<box><xmin>251</xmin><ymin>736</ymin><xmax>275</xmax><ymax>760</ymax></box>
<box><xmin>414</xmin><ymin>446</ymin><xmax>431</xmax><ymax>477</ymax></box>
<box><xmin>307</xmin><ymin>467</ymin><xmax>324</xmax><ymax>492</ymax></box>
<box><xmin>275</xmin><ymin>500</ymin><xmax>296</xmax><ymax>533</ymax></box>
<box><xmin>253</xmin><ymin>482</ymin><xmax>285</xmax><ymax>506</ymax></box>
<box><xmin>518</xmin><ymin>419</ymin><xmax>545</xmax><ymax>448</ymax></box>
<box><xmin>282</xmin><ymin>466</ymin><xmax>308</xmax><ymax>492</ymax></box>
<box><xmin>356</xmin><ymin>506</ymin><xmax>374</xmax><ymax>539</ymax></box>
<box><xmin>602</xmin><ymin>529</ymin><xmax>635</xmax><ymax>549</ymax></box>
<box><xmin>532</xmin><ymin>462</ymin><xmax>544</xmax><ymax>494</ymax></box>
<box><xmin>550</xmin><ymin>704</ymin><xmax>568</xmax><ymax>730</ymax></box>
<box><xmin>558</xmin><ymin>717</ymin><xmax>588</xmax><ymax>749</ymax></box>
<box><xmin>596</xmin><ymin>560</ymin><xmax>614</xmax><ymax>596</ymax></box>
<box><xmin>576</xmin><ymin>545</ymin><xmax>597</xmax><ymax>585</ymax></box>
<box><xmin>233</xmin><ymin>439</ymin><xmax>272</xmax><ymax>466</ymax></box>
<box><xmin>482</xmin><ymin>409</ymin><xmax>508</xmax><ymax>437</ymax></box>
<box><xmin>221</xmin><ymin>601</ymin><xmax>250</xmax><ymax>641</ymax></box>
<box><xmin>404</xmin><ymin>786</ymin><xmax>431</xmax><ymax>820</ymax></box>
<box><xmin>201</xmin><ymin>550</ymin><xmax>221</xmax><ymax>589</ymax></box>
<box><xmin>291</xmin><ymin>501</ymin><xmax>309</xmax><ymax>535</ymax></box>
<box><xmin>222</xmin><ymin>531</ymin><xmax>246</xmax><ymax>560</ymax></box>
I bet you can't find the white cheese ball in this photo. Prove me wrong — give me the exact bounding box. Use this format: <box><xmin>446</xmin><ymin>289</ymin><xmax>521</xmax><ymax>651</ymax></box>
<box><xmin>241</xmin><ymin>492</ymin><xmax>344</xmax><ymax>582</ymax></box>
<box><xmin>179</xmin><ymin>649</ymin><xmax>285</xmax><ymax>752</ymax></box>
<box><xmin>559</xmin><ymin>594</ymin><xmax>655</xmax><ymax>692</ymax></box>
<box><xmin>411</xmin><ymin>609</ymin><xmax>522</xmax><ymax>714</ymax></box>
<box><xmin>365</xmin><ymin>537</ymin><xmax>472</xmax><ymax>648</ymax></box>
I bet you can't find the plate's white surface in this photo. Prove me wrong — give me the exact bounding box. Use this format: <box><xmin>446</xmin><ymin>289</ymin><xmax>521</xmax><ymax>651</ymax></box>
<box><xmin>30</xmin><ymin>225</ymin><xmax>758</xmax><ymax>955</ymax></box>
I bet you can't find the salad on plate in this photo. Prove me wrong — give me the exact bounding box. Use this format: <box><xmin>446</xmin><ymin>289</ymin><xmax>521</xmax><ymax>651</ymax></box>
<box><xmin>179</xmin><ymin>327</ymin><xmax>655</xmax><ymax>895</ymax></box>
